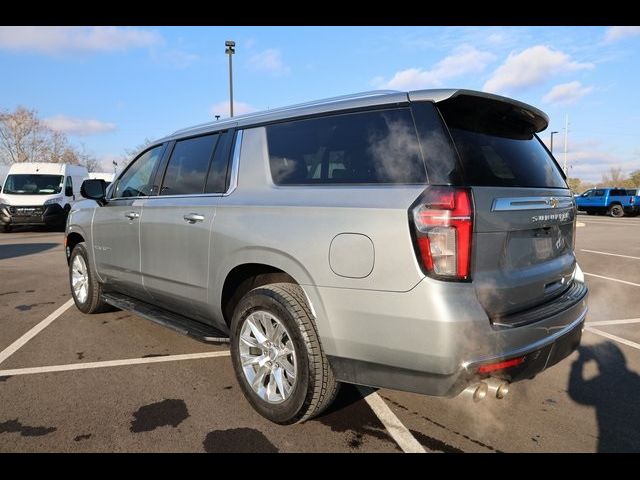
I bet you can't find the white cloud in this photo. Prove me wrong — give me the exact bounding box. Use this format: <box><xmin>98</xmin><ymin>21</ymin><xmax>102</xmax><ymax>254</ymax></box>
<box><xmin>43</xmin><ymin>115</ymin><xmax>116</xmax><ymax>136</ymax></box>
<box><xmin>543</xmin><ymin>81</ymin><xmax>593</xmax><ymax>105</ymax></box>
<box><xmin>374</xmin><ymin>45</ymin><xmax>495</xmax><ymax>90</ymax></box>
<box><xmin>247</xmin><ymin>48</ymin><xmax>290</xmax><ymax>76</ymax></box>
<box><xmin>483</xmin><ymin>45</ymin><xmax>593</xmax><ymax>94</ymax></box>
<box><xmin>0</xmin><ymin>26</ymin><xmax>161</xmax><ymax>55</ymax></box>
<box><xmin>210</xmin><ymin>101</ymin><xmax>257</xmax><ymax>118</ymax></box>
<box><xmin>544</xmin><ymin>138</ymin><xmax>638</xmax><ymax>183</ymax></box>
<box><xmin>604</xmin><ymin>26</ymin><xmax>640</xmax><ymax>43</ymax></box>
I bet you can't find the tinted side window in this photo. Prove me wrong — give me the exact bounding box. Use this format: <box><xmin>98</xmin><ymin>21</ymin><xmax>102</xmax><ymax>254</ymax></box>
<box><xmin>610</xmin><ymin>189</ymin><xmax>626</xmax><ymax>196</ymax></box>
<box><xmin>204</xmin><ymin>131</ymin><xmax>233</xmax><ymax>194</ymax></box>
<box><xmin>594</xmin><ymin>189</ymin><xmax>605</xmax><ymax>197</ymax></box>
<box><xmin>66</xmin><ymin>176</ymin><xmax>73</xmax><ymax>192</ymax></box>
<box><xmin>114</xmin><ymin>145</ymin><xmax>164</xmax><ymax>198</ymax></box>
<box><xmin>161</xmin><ymin>134</ymin><xmax>218</xmax><ymax>196</ymax></box>
<box><xmin>266</xmin><ymin>108</ymin><xmax>426</xmax><ymax>185</ymax></box>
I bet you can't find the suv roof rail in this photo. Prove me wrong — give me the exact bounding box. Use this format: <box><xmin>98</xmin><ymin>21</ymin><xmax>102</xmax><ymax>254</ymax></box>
<box><xmin>172</xmin><ymin>90</ymin><xmax>402</xmax><ymax>136</ymax></box>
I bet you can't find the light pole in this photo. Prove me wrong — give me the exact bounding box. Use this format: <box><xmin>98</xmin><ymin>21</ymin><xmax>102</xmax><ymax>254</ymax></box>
<box><xmin>550</xmin><ymin>131</ymin><xmax>559</xmax><ymax>154</ymax></box>
<box><xmin>225</xmin><ymin>40</ymin><xmax>235</xmax><ymax>117</ymax></box>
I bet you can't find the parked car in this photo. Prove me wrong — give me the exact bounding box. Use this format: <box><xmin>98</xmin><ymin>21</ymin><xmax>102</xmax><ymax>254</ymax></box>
<box><xmin>66</xmin><ymin>89</ymin><xmax>588</xmax><ymax>424</ymax></box>
<box><xmin>0</xmin><ymin>162</ymin><xmax>88</xmax><ymax>232</ymax></box>
<box><xmin>575</xmin><ymin>187</ymin><xmax>637</xmax><ymax>217</ymax></box>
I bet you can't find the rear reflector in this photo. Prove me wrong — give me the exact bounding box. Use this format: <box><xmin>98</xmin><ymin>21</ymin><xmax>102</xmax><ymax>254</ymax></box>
<box><xmin>477</xmin><ymin>357</ymin><xmax>525</xmax><ymax>373</ymax></box>
<box><xmin>410</xmin><ymin>187</ymin><xmax>473</xmax><ymax>280</ymax></box>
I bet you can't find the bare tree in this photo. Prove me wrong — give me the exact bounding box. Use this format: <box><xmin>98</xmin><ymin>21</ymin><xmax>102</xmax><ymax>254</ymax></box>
<box><xmin>75</xmin><ymin>143</ymin><xmax>101</xmax><ymax>172</ymax></box>
<box><xmin>119</xmin><ymin>138</ymin><xmax>154</xmax><ymax>172</ymax></box>
<box><xmin>601</xmin><ymin>167</ymin><xmax>625</xmax><ymax>186</ymax></box>
<box><xmin>45</xmin><ymin>131</ymin><xmax>78</xmax><ymax>164</ymax></box>
<box><xmin>629</xmin><ymin>170</ymin><xmax>640</xmax><ymax>188</ymax></box>
<box><xmin>0</xmin><ymin>106</ymin><xmax>51</xmax><ymax>164</ymax></box>
<box><xmin>566</xmin><ymin>177</ymin><xmax>584</xmax><ymax>193</ymax></box>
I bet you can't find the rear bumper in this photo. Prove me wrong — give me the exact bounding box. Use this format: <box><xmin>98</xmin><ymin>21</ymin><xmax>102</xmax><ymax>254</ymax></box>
<box><xmin>0</xmin><ymin>204</ymin><xmax>67</xmax><ymax>227</ymax></box>
<box><xmin>328</xmin><ymin>312</ymin><xmax>584</xmax><ymax>396</ymax></box>
<box><xmin>624</xmin><ymin>205</ymin><xmax>639</xmax><ymax>214</ymax></box>
<box><xmin>310</xmin><ymin>267</ymin><xmax>588</xmax><ymax>397</ymax></box>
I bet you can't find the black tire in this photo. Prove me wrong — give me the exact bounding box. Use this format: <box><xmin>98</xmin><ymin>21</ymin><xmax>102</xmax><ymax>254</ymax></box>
<box><xmin>2</xmin><ymin>224</ymin><xmax>11</xmax><ymax>233</ymax></box>
<box><xmin>608</xmin><ymin>204</ymin><xmax>624</xmax><ymax>218</ymax></box>
<box><xmin>69</xmin><ymin>242</ymin><xmax>110</xmax><ymax>314</ymax></box>
<box><xmin>230</xmin><ymin>282</ymin><xmax>339</xmax><ymax>424</ymax></box>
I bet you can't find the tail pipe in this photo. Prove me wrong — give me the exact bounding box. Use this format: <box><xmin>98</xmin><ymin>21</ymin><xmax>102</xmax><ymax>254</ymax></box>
<box><xmin>461</xmin><ymin>382</ymin><xmax>488</xmax><ymax>402</ymax></box>
<box><xmin>485</xmin><ymin>378</ymin><xmax>510</xmax><ymax>399</ymax></box>
<box><xmin>460</xmin><ymin>378</ymin><xmax>510</xmax><ymax>402</ymax></box>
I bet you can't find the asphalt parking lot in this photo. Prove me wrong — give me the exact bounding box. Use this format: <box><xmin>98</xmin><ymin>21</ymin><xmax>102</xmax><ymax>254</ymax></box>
<box><xmin>1</xmin><ymin>215</ymin><xmax>639</xmax><ymax>452</ymax></box>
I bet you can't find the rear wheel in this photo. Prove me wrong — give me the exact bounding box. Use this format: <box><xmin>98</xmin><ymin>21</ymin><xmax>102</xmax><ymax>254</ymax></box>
<box><xmin>230</xmin><ymin>283</ymin><xmax>339</xmax><ymax>424</ymax></box>
<box><xmin>69</xmin><ymin>242</ymin><xmax>109</xmax><ymax>314</ymax></box>
<box><xmin>608</xmin><ymin>204</ymin><xmax>624</xmax><ymax>218</ymax></box>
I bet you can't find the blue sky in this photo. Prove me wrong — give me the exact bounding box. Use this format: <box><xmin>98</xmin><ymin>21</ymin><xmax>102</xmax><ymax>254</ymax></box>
<box><xmin>0</xmin><ymin>26</ymin><xmax>638</xmax><ymax>182</ymax></box>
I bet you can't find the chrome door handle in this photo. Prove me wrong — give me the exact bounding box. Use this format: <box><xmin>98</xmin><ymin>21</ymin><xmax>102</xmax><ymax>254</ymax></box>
<box><xmin>183</xmin><ymin>213</ymin><xmax>205</xmax><ymax>223</ymax></box>
<box><xmin>124</xmin><ymin>211</ymin><xmax>140</xmax><ymax>220</ymax></box>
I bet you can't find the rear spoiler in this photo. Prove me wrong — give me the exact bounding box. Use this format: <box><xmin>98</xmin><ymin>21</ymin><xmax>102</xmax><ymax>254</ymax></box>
<box><xmin>408</xmin><ymin>89</ymin><xmax>549</xmax><ymax>133</ymax></box>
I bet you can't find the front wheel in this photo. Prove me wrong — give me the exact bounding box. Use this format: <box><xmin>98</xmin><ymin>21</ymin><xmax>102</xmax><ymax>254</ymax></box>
<box><xmin>230</xmin><ymin>283</ymin><xmax>339</xmax><ymax>424</ymax></box>
<box><xmin>69</xmin><ymin>242</ymin><xmax>110</xmax><ymax>314</ymax></box>
<box><xmin>608</xmin><ymin>204</ymin><xmax>624</xmax><ymax>218</ymax></box>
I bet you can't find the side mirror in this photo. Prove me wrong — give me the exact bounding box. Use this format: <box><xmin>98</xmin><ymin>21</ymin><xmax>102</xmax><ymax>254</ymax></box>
<box><xmin>81</xmin><ymin>179</ymin><xmax>107</xmax><ymax>204</ymax></box>
<box><xmin>65</xmin><ymin>185</ymin><xmax>73</xmax><ymax>197</ymax></box>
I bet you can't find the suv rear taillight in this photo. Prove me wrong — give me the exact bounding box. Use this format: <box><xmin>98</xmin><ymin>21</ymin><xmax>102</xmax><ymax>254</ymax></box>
<box><xmin>410</xmin><ymin>186</ymin><xmax>473</xmax><ymax>281</ymax></box>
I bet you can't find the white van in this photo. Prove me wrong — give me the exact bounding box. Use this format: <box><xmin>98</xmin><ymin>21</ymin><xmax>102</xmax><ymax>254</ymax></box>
<box><xmin>0</xmin><ymin>162</ymin><xmax>88</xmax><ymax>232</ymax></box>
<box><xmin>88</xmin><ymin>172</ymin><xmax>115</xmax><ymax>185</ymax></box>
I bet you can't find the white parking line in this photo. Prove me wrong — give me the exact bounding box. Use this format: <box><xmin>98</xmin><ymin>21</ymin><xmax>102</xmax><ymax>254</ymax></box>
<box><xmin>358</xmin><ymin>387</ymin><xmax>427</xmax><ymax>453</ymax></box>
<box><xmin>581</xmin><ymin>249</ymin><xmax>640</xmax><ymax>261</ymax></box>
<box><xmin>0</xmin><ymin>350</ymin><xmax>231</xmax><ymax>377</ymax></box>
<box><xmin>587</xmin><ymin>318</ymin><xmax>640</xmax><ymax>327</ymax></box>
<box><xmin>580</xmin><ymin>220</ymin><xmax>639</xmax><ymax>226</ymax></box>
<box><xmin>583</xmin><ymin>272</ymin><xmax>640</xmax><ymax>288</ymax></box>
<box><xmin>585</xmin><ymin>327</ymin><xmax>640</xmax><ymax>352</ymax></box>
<box><xmin>0</xmin><ymin>299</ymin><xmax>73</xmax><ymax>366</ymax></box>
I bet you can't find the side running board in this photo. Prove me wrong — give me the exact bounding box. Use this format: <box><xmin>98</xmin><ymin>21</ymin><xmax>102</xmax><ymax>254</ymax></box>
<box><xmin>102</xmin><ymin>292</ymin><xmax>229</xmax><ymax>344</ymax></box>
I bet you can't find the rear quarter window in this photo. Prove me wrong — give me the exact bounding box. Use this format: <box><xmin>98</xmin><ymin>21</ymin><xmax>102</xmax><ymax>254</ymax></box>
<box><xmin>266</xmin><ymin>108</ymin><xmax>427</xmax><ymax>185</ymax></box>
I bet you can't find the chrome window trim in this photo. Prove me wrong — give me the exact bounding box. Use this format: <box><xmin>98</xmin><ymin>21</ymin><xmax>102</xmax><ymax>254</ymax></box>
<box><xmin>491</xmin><ymin>196</ymin><xmax>574</xmax><ymax>212</ymax></box>
<box><xmin>106</xmin><ymin>130</ymin><xmax>243</xmax><ymax>201</ymax></box>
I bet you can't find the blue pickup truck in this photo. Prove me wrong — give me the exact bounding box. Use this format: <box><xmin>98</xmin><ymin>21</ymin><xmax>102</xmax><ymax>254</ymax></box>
<box><xmin>575</xmin><ymin>187</ymin><xmax>640</xmax><ymax>217</ymax></box>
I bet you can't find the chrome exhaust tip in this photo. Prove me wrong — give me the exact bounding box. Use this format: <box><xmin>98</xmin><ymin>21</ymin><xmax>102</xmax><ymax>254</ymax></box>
<box><xmin>486</xmin><ymin>378</ymin><xmax>510</xmax><ymax>399</ymax></box>
<box><xmin>461</xmin><ymin>382</ymin><xmax>488</xmax><ymax>402</ymax></box>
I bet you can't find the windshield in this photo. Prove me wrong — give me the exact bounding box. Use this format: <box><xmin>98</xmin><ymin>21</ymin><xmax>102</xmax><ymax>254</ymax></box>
<box><xmin>2</xmin><ymin>174</ymin><xmax>64</xmax><ymax>195</ymax></box>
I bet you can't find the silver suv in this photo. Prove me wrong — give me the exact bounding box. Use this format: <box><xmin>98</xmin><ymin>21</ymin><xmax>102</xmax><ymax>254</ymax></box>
<box><xmin>66</xmin><ymin>89</ymin><xmax>588</xmax><ymax>424</ymax></box>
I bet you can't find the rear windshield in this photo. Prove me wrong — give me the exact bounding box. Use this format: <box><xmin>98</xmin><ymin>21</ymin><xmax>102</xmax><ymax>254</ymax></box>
<box><xmin>2</xmin><ymin>174</ymin><xmax>64</xmax><ymax>195</ymax></box>
<box><xmin>438</xmin><ymin>97</ymin><xmax>567</xmax><ymax>189</ymax></box>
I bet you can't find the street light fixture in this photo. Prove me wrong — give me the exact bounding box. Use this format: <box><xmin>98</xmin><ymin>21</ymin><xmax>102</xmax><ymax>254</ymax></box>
<box><xmin>225</xmin><ymin>40</ymin><xmax>235</xmax><ymax>117</ymax></box>
<box><xmin>550</xmin><ymin>131</ymin><xmax>559</xmax><ymax>154</ymax></box>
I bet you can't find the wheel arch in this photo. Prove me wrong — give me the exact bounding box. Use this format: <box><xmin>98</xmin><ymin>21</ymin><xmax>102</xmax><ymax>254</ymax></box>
<box><xmin>65</xmin><ymin>230</ymin><xmax>85</xmax><ymax>264</ymax></box>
